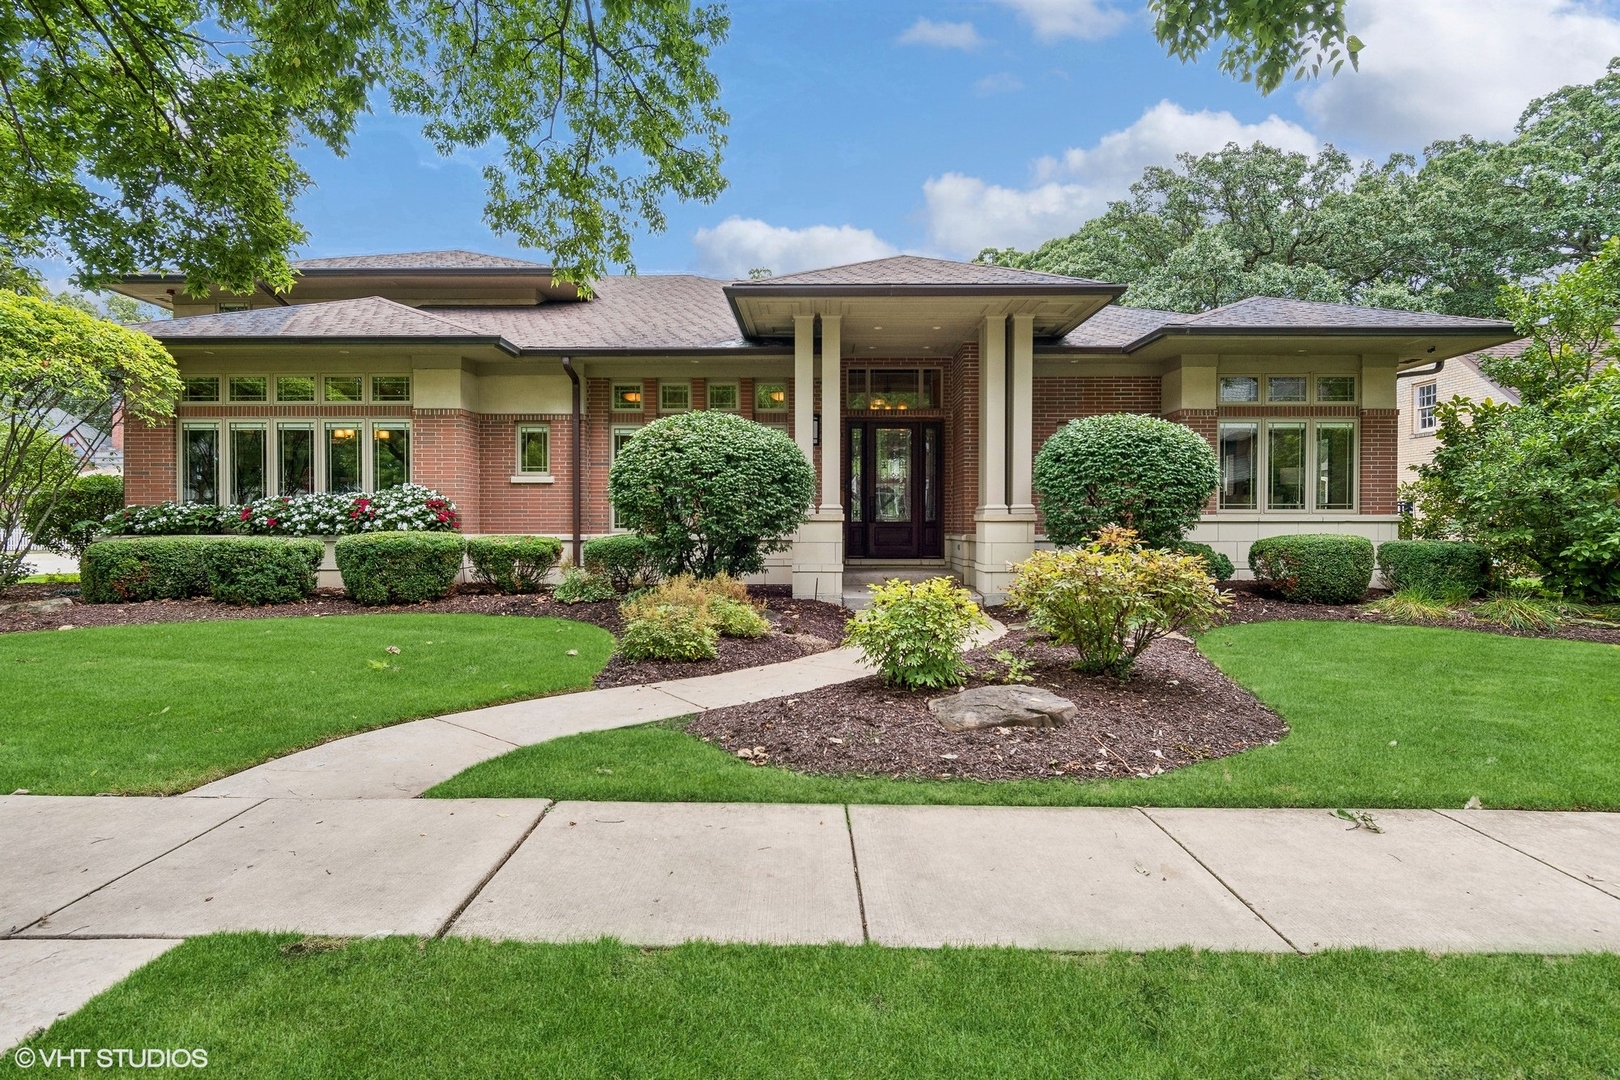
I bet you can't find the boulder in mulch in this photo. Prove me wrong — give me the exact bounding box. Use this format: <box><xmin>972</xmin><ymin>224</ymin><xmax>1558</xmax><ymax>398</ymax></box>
<box><xmin>928</xmin><ymin>685</ymin><xmax>1077</xmax><ymax>733</ymax></box>
<box><xmin>0</xmin><ymin>597</ymin><xmax>73</xmax><ymax>616</ymax></box>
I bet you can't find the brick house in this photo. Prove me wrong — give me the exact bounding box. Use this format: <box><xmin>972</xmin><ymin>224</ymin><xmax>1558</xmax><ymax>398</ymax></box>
<box><xmin>112</xmin><ymin>251</ymin><xmax>1516</xmax><ymax>603</ymax></box>
<box><xmin>1397</xmin><ymin>339</ymin><xmax>1523</xmax><ymax>483</ymax></box>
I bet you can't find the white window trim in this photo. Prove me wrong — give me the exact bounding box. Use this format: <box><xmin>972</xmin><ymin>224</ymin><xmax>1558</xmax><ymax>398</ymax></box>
<box><xmin>610</xmin><ymin>424</ymin><xmax>641</xmax><ymax>529</ymax></box>
<box><xmin>659</xmin><ymin>380</ymin><xmax>691</xmax><ymax>413</ymax></box>
<box><xmin>370</xmin><ymin>374</ymin><xmax>413</xmax><ymax>404</ymax></box>
<box><xmin>754</xmin><ymin>381</ymin><xmax>788</xmax><ymax>413</ymax></box>
<box><xmin>1414</xmin><ymin>381</ymin><xmax>1439</xmax><ymax>434</ymax></box>
<box><xmin>179</xmin><ymin>419</ymin><xmax>412</xmax><ymax>502</ymax></box>
<box><xmin>1219</xmin><ymin>373</ymin><xmax>1360</xmax><ymax>405</ymax></box>
<box><xmin>1216</xmin><ymin>418</ymin><xmax>1359</xmax><ymax>514</ymax></box>
<box><xmin>512</xmin><ymin>424</ymin><xmax>554</xmax><ymax>483</ymax></box>
<box><xmin>273</xmin><ymin>375</ymin><xmax>318</xmax><ymax>404</ymax></box>
<box><xmin>706</xmin><ymin>380</ymin><xmax>740</xmax><ymax>411</ymax></box>
<box><xmin>611</xmin><ymin>382</ymin><xmax>645</xmax><ymax>412</ymax></box>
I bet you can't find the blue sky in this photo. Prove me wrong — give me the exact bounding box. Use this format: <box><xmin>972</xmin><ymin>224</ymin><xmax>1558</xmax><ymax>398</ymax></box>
<box><xmin>44</xmin><ymin>0</ymin><xmax>1620</xmax><ymax>288</ymax></box>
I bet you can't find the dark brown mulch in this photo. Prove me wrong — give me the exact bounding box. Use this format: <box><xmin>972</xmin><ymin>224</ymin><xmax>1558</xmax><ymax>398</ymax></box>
<box><xmin>0</xmin><ymin>583</ymin><xmax>854</xmax><ymax>690</ymax></box>
<box><xmin>687</xmin><ymin>628</ymin><xmax>1287</xmax><ymax>783</ymax></box>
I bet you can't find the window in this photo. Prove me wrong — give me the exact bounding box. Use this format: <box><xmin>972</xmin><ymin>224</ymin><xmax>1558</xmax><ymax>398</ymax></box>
<box><xmin>612</xmin><ymin>383</ymin><xmax>644</xmax><ymax>411</ymax></box>
<box><xmin>217</xmin><ymin>302</ymin><xmax>250</xmax><ymax>313</ymax></box>
<box><xmin>1217</xmin><ymin>419</ymin><xmax>1356</xmax><ymax>512</ymax></box>
<box><xmin>1415</xmin><ymin>382</ymin><xmax>1438</xmax><ymax>432</ymax></box>
<box><xmin>373</xmin><ymin>424</ymin><xmax>410</xmax><ymax>488</ymax></box>
<box><xmin>326</xmin><ymin>423</ymin><xmax>362</xmax><ymax>492</ymax></box>
<box><xmin>1218</xmin><ymin>376</ymin><xmax>1259</xmax><ymax>403</ymax></box>
<box><xmin>324</xmin><ymin>376</ymin><xmax>363</xmax><ymax>403</ymax></box>
<box><xmin>230</xmin><ymin>424</ymin><xmax>267</xmax><ymax>503</ymax></box>
<box><xmin>1317</xmin><ymin>376</ymin><xmax>1357</xmax><ymax>402</ymax></box>
<box><xmin>372</xmin><ymin>375</ymin><xmax>411</xmax><ymax>402</ymax></box>
<box><xmin>229</xmin><ymin>376</ymin><xmax>267</xmax><ymax>403</ymax></box>
<box><xmin>659</xmin><ymin>381</ymin><xmax>690</xmax><ymax>412</ymax></box>
<box><xmin>611</xmin><ymin>426</ymin><xmax>639</xmax><ymax>528</ymax></box>
<box><xmin>278</xmin><ymin>424</ymin><xmax>315</xmax><ymax>496</ymax></box>
<box><xmin>518</xmin><ymin>425</ymin><xmax>551</xmax><ymax>473</ymax></box>
<box><xmin>755</xmin><ymin>382</ymin><xmax>787</xmax><ymax>412</ymax></box>
<box><xmin>1218</xmin><ymin>423</ymin><xmax>1258</xmax><ymax>510</ymax></box>
<box><xmin>706</xmin><ymin>382</ymin><xmax>739</xmax><ymax>411</ymax></box>
<box><xmin>276</xmin><ymin>376</ymin><xmax>316</xmax><ymax>402</ymax></box>
<box><xmin>181</xmin><ymin>376</ymin><xmax>220</xmax><ymax>403</ymax></box>
<box><xmin>181</xmin><ymin>424</ymin><xmax>220</xmax><ymax>504</ymax></box>
<box><xmin>847</xmin><ymin>369</ymin><xmax>937</xmax><ymax>410</ymax></box>
<box><xmin>1267</xmin><ymin>376</ymin><xmax>1307</xmax><ymax>403</ymax></box>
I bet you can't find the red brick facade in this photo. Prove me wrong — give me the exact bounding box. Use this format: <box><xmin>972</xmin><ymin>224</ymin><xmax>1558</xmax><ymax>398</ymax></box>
<box><xmin>1358</xmin><ymin>408</ymin><xmax>1400</xmax><ymax>514</ymax></box>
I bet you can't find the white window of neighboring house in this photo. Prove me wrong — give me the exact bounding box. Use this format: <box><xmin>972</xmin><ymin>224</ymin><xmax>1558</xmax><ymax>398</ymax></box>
<box><xmin>1415</xmin><ymin>382</ymin><xmax>1439</xmax><ymax>432</ymax></box>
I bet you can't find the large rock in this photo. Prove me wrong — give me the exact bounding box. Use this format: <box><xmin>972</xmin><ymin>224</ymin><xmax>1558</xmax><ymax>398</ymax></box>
<box><xmin>927</xmin><ymin>685</ymin><xmax>1077</xmax><ymax>733</ymax></box>
<box><xmin>0</xmin><ymin>597</ymin><xmax>73</xmax><ymax>616</ymax></box>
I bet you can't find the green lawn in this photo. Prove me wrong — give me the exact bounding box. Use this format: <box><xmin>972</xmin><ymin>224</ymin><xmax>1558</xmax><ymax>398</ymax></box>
<box><xmin>7</xmin><ymin>935</ymin><xmax>1617</xmax><ymax>1078</ymax></box>
<box><xmin>0</xmin><ymin>615</ymin><xmax>613</xmax><ymax>795</ymax></box>
<box><xmin>428</xmin><ymin>621</ymin><xmax>1620</xmax><ymax>809</ymax></box>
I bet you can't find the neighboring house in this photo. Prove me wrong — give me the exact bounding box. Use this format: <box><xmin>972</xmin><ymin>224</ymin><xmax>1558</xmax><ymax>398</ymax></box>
<box><xmin>45</xmin><ymin>409</ymin><xmax>123</xmax><ymax>474</ymax></box>
<box><xmin>111</xmin><ymin>251</ymin><xmax>1516</xmax><ymax>603</ymax></box>
<box><xmin>1397</xmin><ymin>339</ymin><xmax>1523</xmax><ymax>483</ymax></box>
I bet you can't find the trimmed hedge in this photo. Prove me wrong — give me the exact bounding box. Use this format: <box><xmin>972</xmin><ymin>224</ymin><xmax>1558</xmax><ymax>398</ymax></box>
<box><xmin>467</xmin><ymin>535</ymin><xmax>563</xmax><ymax>594</ymax></box>
<box><xmin>203</xmin><ymin>537</ymin><xmax>322</xmax><ymax>606</ymax></box>
<box><xmin>1377</xmin><ymin>540</ymin><xmax>1491</xmax><ymax>597</ymax></box>
<box><xmin>582</xmin><ymin>534</ymin><xmax>660</xmax><ymax>592</ymax></box>
<box><xmin>81</xmin><ymin>537</ymin><xmax>215</xmax><ymax>603</ymax></box>
<box><xmin>1249</xmin><ymin>534</ymin><xmax>1376</xmax><ymax>605</ymax></box>
<box><xmin>336</xmin><ymin>533</ymin><xmax>466</xmax><ymax>605</ymax></box>
<box><xmin>1175</xmin><ymin>541</ymin><xmax>1235</xmax><ymax>583</ymax></box>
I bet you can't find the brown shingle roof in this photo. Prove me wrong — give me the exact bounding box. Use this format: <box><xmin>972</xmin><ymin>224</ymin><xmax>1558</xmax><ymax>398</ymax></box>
<box><xmin>136</xmin><ymin>296</ymin><xmax>491</xmax><ymax>341</ymax></box>
<box><xmin>737</xmin><ymin>255</ymin><xmax>1107</xmax><ymax>287</ymax></box>
<box><xmin>291</xmin><ymin>250</ymin><xmax>550</xmax><ymax>271</ymax></box>
<box><xmin>1059</xmin><ymin>297</ymin><xmax>1514</xmax><ymax>350</ymax></box>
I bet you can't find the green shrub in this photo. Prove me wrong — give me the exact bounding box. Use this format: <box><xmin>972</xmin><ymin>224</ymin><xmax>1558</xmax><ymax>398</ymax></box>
<box><xmin>202</xmin><ymin>537</ymin><xmax>322</xmax><ymax>605</ymax></box>
<box><xmin>709</xmin><ymin>596</ymin><xmax>770</xmax><ymax>639</ymax></box>
<box><xmin>607</xmin><ymin>411</ymin><xmax>815</xmax><ymax>578</ymax></box>
<box><xmin>81</xmin><ymin>537</ymin><xmax>214</xmax><ymax>603</ymax></box>
<box><xmin>467</xmin><ymin>535</ymin><xmax>562</xmax><ymax>594</ymax></box>
<box><xmin>617</xmin><ymin>602</ymin><xmax>718</xmax><ymax>661</ymax></box>
<box><xmin>1008</xmin><ymin>527</ymin><xmax>1226</xmax><ymax>679</ymax></box>
<box><xmin>843</xmin><ymin>576</ymin><xmax>989</xmax><ymax>690</ymax></box>
<box><xmin>581</xmin><ymin>534</ymin><xmax>660</xmax><ymax>592</ymax></box>
<box><xmin>25</xmin><ymin>473</ymin><xmax>124</xmax><ymax>558</ymax></box>
<box><xmin>335</xmin><ymin>533</ymin><xmax>465</xmax><ymax>605</ymax></box>
<box><xmin>1249</xmin><ymin>534</ymin><xmax>1375</xmax><ymax>605</ymax></box>
<box><xmin>553</xmin><ymin>567</ymin><xmax>616</xmax><ymax>603</ymax></box>
<box><xmin>1377</xmin><ymin>540</ymin><xmax>1491</xmax><ymax>598</ymax></box>
<box><xmin>622</xmin><ymin>574</ymin><xmax>768</xmax><ymax>640</ymax></box>
<box><xmin>1174</xmin><ymin>541</ymin><xmax>1234</xmax><ymax>583</ymax></box>
<box><xmin>1033</xmin><ymin>413</ymin><xmax>1219</xmax><ymax>548</ymax></box>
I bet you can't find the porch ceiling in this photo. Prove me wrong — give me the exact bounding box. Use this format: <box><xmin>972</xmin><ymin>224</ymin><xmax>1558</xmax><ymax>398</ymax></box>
<box><xmin>727</xmin><ymin>294</ymin><xmax>1119</xmax><ymax>353</ymax></box>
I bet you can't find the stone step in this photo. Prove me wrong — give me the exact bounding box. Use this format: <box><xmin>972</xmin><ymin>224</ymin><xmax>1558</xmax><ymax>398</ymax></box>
<box><xmin>841</xmin><ymin>567</ymin><xmax>983</xmax><ymax>611</ymax></box>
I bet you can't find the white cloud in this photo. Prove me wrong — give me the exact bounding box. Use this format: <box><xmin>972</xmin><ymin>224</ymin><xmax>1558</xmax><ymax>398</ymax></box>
<box><xmin>923</xmin><ymin>101</ymin><xmax>1320</xmax><ymax>255</ymax></box>
<box><xmin>897</xmin><ymin>17</ymin><xmax>983</xmax><ymax>49</ymax></box>
<box><xmin>691</xmin><ymin>217</ymin><xmax>900</xmax><ymax>279</ymax></box>
<box><xmin>974</xmin><ymin>72</ymin><xmax>1025</xmax><ymax>95</ymax></box>
<box><xmin>1301</xmin><ymin>0</ymin><xmax>1620</xmax><ymax>150</ymax></box>
<box><xmin>994</xmin><ymin>0</ymin><xmax>1129</xmax><ymax>41</ymax></box>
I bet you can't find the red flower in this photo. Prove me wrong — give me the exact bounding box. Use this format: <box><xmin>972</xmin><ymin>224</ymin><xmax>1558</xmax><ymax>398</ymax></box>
<box><xmin>240</xmin><ymin>508</ymin><xmax>252</xmax><ymax>520</ymax></box>
<box><xmin>267</xmin><ymin>518</ymin><xmax>278</xmax><ymax>527</ymax></box>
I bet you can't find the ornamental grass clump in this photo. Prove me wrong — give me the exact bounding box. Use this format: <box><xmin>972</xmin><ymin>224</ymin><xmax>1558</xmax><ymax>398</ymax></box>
<box><xmin>843</xmin><ymin>576</ymin><xmax>989</xmax><ymax>690</ymax></box>
<box><xmin>616</xmin><ymin>573</ymin><xmax>769</xmax><ymax>660</ymax></box>
<box><xmin>1007</xmin><ymin>527</ymin><xmax>1227</xmax><ymax>680</ymax></box>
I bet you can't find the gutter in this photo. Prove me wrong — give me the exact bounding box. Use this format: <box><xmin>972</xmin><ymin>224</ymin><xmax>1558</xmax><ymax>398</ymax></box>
<box><xmin>562</xmin><ymin>356</ymin><xmax>583</xmax><ymax>569</ymax></box>
<box><xmin>1395</xmin><ymin>359</ymin><xmax>1445</xmax><ymax>379</ymax></box>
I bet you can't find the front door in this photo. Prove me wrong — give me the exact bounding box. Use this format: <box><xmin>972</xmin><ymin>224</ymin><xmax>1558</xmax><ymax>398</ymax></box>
<box><xmin>845</xmin><ymin>421</ymin><xmax>943</xmax><ymax>559</ymax></box>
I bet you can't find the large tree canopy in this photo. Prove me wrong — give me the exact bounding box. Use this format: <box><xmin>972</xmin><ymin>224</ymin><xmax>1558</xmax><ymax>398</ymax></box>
<box><xmin>0</xmin><ymin>0</ymin><xmax>728</xmax><ymax>293</ymax></box>
<box><xmin>981</xmin><ymin>60</ymin><xmax>1620</xmax><ymax>319</ymax></box>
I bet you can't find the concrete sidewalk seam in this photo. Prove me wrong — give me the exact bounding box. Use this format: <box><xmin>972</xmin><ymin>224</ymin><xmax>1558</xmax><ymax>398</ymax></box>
<box><xmin>430</xmin><ymin>716</ymin><xmax>523</xmax><ymax>746</ymax></box>
<box><xmin>435</xmin><ymin>802</ymin><xmax>553</xmax><ymax>939</ymax></box>
<box><xmin>1433</xmin><ymin>809</ymin><xmax>1620</xmax><ymax>903</ymax></box>
<box><xmin>6</xmin><ymin>933</ymin><xmax>189</xmax><ymax>941</ymax></box>
<box><xmin>4</xmin><ymin>799</ymin><xmax>265</xmax><ymax>940</ymax></box>
<box><xmin>843</xmin><ymin>805</ymin><xmax>870</xmax><ymax>945</ymax></box>
<box><xmin>1136</xmin><ymin>806</ymin><xmax>1304</xmax><ymax>955</ymax></box>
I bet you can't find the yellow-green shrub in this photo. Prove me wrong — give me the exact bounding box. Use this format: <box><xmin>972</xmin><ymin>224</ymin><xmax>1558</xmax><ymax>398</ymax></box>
<box><xmin>843</xmin><ymin>576</ymin><xmax>988</xmax><ymax>689</ymax></box>
<box><xmin>616</xmin><ymin>573</ymin><xmax>768</xmax><ymax>659</ymax></box>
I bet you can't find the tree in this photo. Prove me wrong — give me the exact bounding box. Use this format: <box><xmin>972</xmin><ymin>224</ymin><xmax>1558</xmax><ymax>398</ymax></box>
<box><xmin>607</xmin><ymin>411</ymin><xmax>814</xmax><ymax>579</ymax></box>
<box><xmin>1033</xmin><ymin>413</ymin><xmax>1219</xmax><ymax>549</ymax></box>
<box><xmin>1488</xmin><ymin>236</ymin><xmax>1620</xmax><ymax>404</ymax></box>
<box><xmin>1</xmin><ymin>0</ymin><xmax>728</xmax><ymax>293</ymax></box>
<box><xmin>1149</xmin><ymin>0</ymin><xmax>1361</xmax><ymax>95</ymax></box>
<box><xmin>0</xmin><ymin>292</ymin><xmax>180</xmax><ymax>585</ymax></box>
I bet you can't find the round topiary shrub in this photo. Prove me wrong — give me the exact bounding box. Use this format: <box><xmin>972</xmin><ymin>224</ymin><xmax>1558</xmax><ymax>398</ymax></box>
<box><xmin>1033</xmin><ymin>414</ymin><xmax>1219</xmax><ymax>548</ymax></box>
<box><xmin>335</xmin><ymin>533</ymin><xmax>466</xmax><ymax>605</ymax></box>
<box><xmin>1249</xmin><ymin>534</ymin><xmax>1375</xmax><ymax>605</ymax></box>
<box><xmin>1377</xmin><ymin>540</ymin><xmax>1491</xmax><ymax>598</ymax></box>
<box><xmin>581</xmin><ymin>533</ymin><xmax>660</xmax><ymax>592</ymax></box>
<box><xmin>466</xmin><ymin>535</ymin><xmax>562</xmax><ymax>594</ymax></box>
<box><xmin>608</xmin><ymin>411</ymin><xmax>815</xmax><ymax>578</ymax></box>
<box><xmin>1174</xmin><ymin>541</ymin><xmax>1235</xmax><ymax>583</ymax></box>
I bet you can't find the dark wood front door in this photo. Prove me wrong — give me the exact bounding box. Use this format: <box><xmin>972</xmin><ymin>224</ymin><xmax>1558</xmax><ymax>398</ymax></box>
<box><xmin>844</xmin><ymin>421</ymin><xmax>943</xmax><ymax>559</ymax></box>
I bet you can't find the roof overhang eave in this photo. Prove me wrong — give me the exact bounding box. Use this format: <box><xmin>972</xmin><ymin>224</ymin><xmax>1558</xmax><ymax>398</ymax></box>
<box><xmin>146</xmin><ymin>334</ymin><xmax>523</xmax><ymax>356</ymax></box>
<box><xmin>1122</xmin><ymin>323</ymin><xmax>1516</xmax><ymax>354</ymax></box>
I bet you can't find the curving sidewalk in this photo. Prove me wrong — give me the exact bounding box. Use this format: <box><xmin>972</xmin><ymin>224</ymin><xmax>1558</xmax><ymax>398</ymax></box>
<box><xmin>184</xmin><ymin>622</ymin><xmax>1006</xmax><ymax>800</ymax></box>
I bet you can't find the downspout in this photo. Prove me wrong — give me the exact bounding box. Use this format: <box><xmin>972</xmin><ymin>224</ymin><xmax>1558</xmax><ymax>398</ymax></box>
<box><xmin>1395</xmin><ymin>359</ymin><xmax>1445</xmax><ymax>379</ymax></box>
<box><xmin>562</xmin><ymin>356</ymin><xmax>583</xmax><ymax>568</ymax></box>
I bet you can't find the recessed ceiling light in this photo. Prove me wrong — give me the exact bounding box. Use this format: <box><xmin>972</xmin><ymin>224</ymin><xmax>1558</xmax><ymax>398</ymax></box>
<box><xmin>932</xmin><ymin>325</ymin><xmax>941</xmax><ymax>330</ymax></box>
<box><xmin>873</xmin><ymin>326</ymin><xmax>882</xmax><ymax>330</ymax></box>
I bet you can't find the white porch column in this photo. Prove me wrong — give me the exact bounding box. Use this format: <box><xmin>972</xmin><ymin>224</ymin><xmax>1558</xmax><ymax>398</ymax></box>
<box><xmin>793</xmin><ymin>314</ymin><xmax>815</xmax><ymax>463</ymax></box>
<box><xmin>819</xmin><ymin>315</ymin><xmax>842</xmax><ymax>512</ymax></box>
<box><xmin>789</xmin><ymin>312</ymin><xmax>843</xmax><ymax>603</ymax></box>
<box><xmin>977</xmin><ymin>314</ymin><xmax>1008</xmax><ymax>513</ymax></box>
<box><xmin>1009</xmin><ymin>313</ymin><xmax>1036</xmax><ymax>514</ymax></box>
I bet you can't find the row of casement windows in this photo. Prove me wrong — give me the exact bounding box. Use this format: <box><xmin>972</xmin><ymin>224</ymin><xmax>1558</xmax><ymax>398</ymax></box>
<box><xmin>180</xmin><ymin>375</ymin><xmax>412</xmax><ymax>404</ymax></box>
<box><xmin>610</xmin><ymin>381</ymin><xmax>785</xmax><ymax>413</ymax></box>
<box><xmin>1218</xmin><ymin>375</ymin><xmax>1357</xmax><ymax>404</ymax></box>
<box><xmin>1218</xmin><ymin>421</ymin><xmax>1356</xmax><ymax>512</ymax></box>
<box><xmin>181</xmin><ymin>421</ymin><xmax>411</xmax><ymax>504</ymax></box>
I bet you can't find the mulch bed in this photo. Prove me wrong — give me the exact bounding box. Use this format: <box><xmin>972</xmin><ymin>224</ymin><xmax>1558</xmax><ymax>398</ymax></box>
<box><xmin>0</xmin><ymin>582</ymin><xmax>852</xmax><ymax>690</ymax></box>
<box><xmin>687</xmin><ymin>627</ymin><xmax>1287</xmax><ymax>783</ymax></box>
